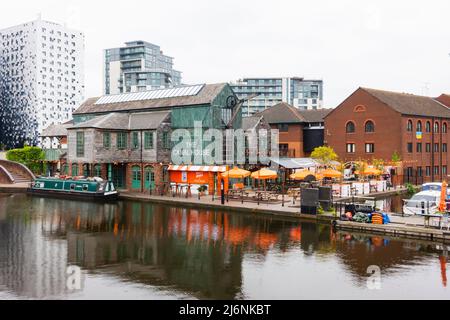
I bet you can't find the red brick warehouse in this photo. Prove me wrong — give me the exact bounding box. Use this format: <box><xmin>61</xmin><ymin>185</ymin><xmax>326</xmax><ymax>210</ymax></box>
<box><xmin>324</xmin><ymin>87</ymin><xmax>450</xmax><ymax>184</ymax></box>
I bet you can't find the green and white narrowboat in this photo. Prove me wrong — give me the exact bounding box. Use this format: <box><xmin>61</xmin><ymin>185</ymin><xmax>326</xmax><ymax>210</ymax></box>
<box><xmin>28</xmin><ymin>177</ymin><xmax>118</xmax><ymax>200</ymax></box>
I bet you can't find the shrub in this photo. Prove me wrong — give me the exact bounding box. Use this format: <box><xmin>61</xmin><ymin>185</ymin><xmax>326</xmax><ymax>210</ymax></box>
<box><xmin>404</xmin><ymin>183</ymin><xmax>417</xmax><ymax>195</ymax></box>
<box><xmin>6</xmin><ymin>146</ymin><xmax>44</xmax><ymax>174</ymax></box>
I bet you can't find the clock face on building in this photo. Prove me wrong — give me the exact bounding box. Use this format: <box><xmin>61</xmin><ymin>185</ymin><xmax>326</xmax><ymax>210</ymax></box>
<box><xmin>226</xmin><ymin>95</ymin><xmax>238</xmax><ymax>109</ymax></box>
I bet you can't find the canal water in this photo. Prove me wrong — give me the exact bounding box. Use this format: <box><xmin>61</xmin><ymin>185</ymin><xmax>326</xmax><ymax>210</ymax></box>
<box><xmin>0</xmin><ymin>193</ymin><xmax>448</xmax><ymax>300</ymax></box>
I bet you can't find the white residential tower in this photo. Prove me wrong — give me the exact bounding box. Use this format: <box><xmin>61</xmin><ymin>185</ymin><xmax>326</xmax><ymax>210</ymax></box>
<box><xmin>0</xmin><ymin>17</ymin><xmax>85</xmax><ymax>148</ymax></box>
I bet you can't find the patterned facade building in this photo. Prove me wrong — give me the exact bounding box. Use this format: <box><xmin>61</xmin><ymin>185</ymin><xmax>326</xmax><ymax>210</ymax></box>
<box><xmin>0</xmin><ymin>18</ymin><xmax>85</xmax><ymax>148</ymax></box>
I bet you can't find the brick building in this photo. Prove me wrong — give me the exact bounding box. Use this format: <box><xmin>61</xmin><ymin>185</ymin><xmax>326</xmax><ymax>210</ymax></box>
<box><xmin>436</xmin><ymin>94</ymin><xmax>450</xmax><ymax>107</ymax></box>
<box><xmin>324</xmin><ymin>87</ymin><xmax>450</xmax><ymax>183</ymax></box>
<box><xmin>257</xmin><ymin>103</ymin><xmax>331</xmax><ymax>158</ymax></box>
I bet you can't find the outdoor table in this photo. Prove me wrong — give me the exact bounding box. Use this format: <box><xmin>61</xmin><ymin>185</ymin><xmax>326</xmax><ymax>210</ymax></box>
<box><xmin>422</xmin><ymin>214</ymin><xmax>446</xmax><ymax>228</ymax></box>
<box><xmin>170</xmin><ymin>184</ymin><xmax>179</xmax><ymax>197</ymax></box>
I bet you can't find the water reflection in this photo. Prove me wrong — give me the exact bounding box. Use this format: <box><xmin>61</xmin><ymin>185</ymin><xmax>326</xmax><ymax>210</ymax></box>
<box><xmin>0</xmin><ymin>194</ymin><xmax>447</xmax><ymax>299</ymax></box>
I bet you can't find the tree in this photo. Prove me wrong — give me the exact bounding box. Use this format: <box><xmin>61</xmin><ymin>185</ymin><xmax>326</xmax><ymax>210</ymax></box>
<box><xmin>6</xmin><ymin>146</ymin><xmax>44</xmax><ymax>174</ymax></box>
<box><xmin>391</xmin><ymin>151</ymin><xmax>401</xmax><ymax>163</ymax></box>
<box><xmin>372</xmin><ymin>158</ymin><xmax>385</xmax><ymax>171</ymax></box>
<box><xmin>311</xmin><ymin>146</ymin><xmax>338</xmax><ymax>166</ymax></box>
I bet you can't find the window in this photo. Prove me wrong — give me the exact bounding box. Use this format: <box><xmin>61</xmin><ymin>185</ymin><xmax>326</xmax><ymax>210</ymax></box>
<box><xmin>444</xmin><ymin>123</ymin><xmax>448</xmax><ymax>133</ymax></box>
<box><xmin>434</xmin><ymin>166</ymin><xmax>440</xmax><ymax>175</ymax></box>
<box><xmin>76</xmin><ymin>132</ymin><xmax>84</xmax><ymax>157</ymax></box>
<box><xmin>144</xmin><ymin>131</ymin><xmax>154</xmax><ymax>149</ymax></box>
<box><xmin>103</xmin><ymin>132</ymin><xmax>111</xmax><ymax>149</ymax></box>
<box><xmin>346</xmin><ymin>122</ymin><xmax>355</xmax><ymax>133</ymax></box>
<box><xmin>434</xmin><ymin>143</ymin><xmax>439</xmax><ymax>152</ymax></box>
<box><xmin>71</xmin><ymin>164</ymin><xmax>78</xmax><ymax>177</ymax></box>
<box><xmin>444</xmin><ymin>143</ymin><xmax>448</xmax><ymax>152</ymax></box>
<box><xmin>406</xmin><ymin>167</ymin><xmax>413</xmax><ymax>177</ymax></box>
<box><xmin>426</xmin><ymin>121</ymin><xmax>431</xmax><ymax>133</ymax></box>
<box><xmin>132</xmin><ymin>132</ymin><xmax>139</xmax><ymax>149</ymax></box>
<box><xmin>278</xmin><ymin>124</ymin><xmax>289</xmax><ymax>132</ymax></box>
<box><xmin>346</xmin><ymin>143</ymin><xmax>356</xmax><ymax>153</ymax></box>
<box><xmin>94</xmin><ymin>164</ymin><xmax>101</xmax><ymax>177</ymax></box>
<box><xmin>443</xmin><ymin>166</ymin><xmax>448</xmax><ymax>176</ymax></box>
<box><xmin>407</xmin><ymin>142</ymin><xmax>413</xmax><ymax>153</ymax></box>
<box><xmin>365</xmin><ymin>143</ymin><xmax>375</xmax><ymax>153</ymax></box>
<box><xmin>162</xmin><ymin>131</ymin><xmax>170</xmax><ymax>149</ymax></box>
<box><xmin>407</xmin><ymin>120</ymin><xmax>413</xmax><ymax>132</ymax></box>
<box><xmin>426</xmin><ymin>143</ymin><xmax>431</xmax><ymax>152</ymax></box>
<box><xmin>417</xmin><ymin>167</ymin><xmax>423</xmax><ymax>177</ymax></box>
<box><xmin>117</xmin><ymin>132</ymin><xmax>127</xmax><ymax>149</ymax></box>
<box><xmin>434</xmin><ymin>122</ymin><xmax>439</xmax><ymax>133</ymax></box>
<box><xmin>416</xmin><ymin>143</ymin><xmax>422</xmax><ymax>153</ymax></box>
<box><xmin>417</xmin><ymin>121</ymin><xmax>422</xmax><ymax>132</ymax></box>
<box><xmin>426</xmin><ymin>166</ymin><xmax>431</xmax><ymax>176</ymax></box>
<box><xmin>365</xmin><ymin>121</ymin><xmax>375</xmax><ymax>133</ymax></box>
<box><xmin>279</xmin><ymin>144</ymin><xmax>289</xmax><ymax>157</ymax></box>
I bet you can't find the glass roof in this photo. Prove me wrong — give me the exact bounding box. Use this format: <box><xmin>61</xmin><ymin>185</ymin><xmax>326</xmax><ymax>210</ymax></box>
<box><xmin>95</xmin><ymin>84</ymin><xmax>204</xmax><ymax>105</ymax></box>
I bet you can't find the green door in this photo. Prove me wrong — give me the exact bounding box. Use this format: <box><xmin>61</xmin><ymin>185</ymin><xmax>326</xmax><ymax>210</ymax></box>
<box><xmin>112</xmin><ymin>164</ymin><xmax>126</xmax><ymax>189</ymax></box>
<box><xmin>132</xmin><ymin>166</ymin><xmax>141</xmax><ymax>190</ymax></box>
<box><xmin>144</xmin><ymin>166</ymin><xmax>155</xmax><ymax>190</ymax></box>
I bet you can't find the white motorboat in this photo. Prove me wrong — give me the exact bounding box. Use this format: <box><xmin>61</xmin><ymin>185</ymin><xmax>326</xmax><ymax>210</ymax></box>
<box><xmin>402</xmin><ymin>190</ymin><xmax>441</xmax><ymax>216</ymax></box>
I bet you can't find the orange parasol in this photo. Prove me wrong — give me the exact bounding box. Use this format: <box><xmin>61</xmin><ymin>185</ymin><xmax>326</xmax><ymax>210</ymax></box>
<box><xmin>320</xmin><ymin>168</ymin><xmax>343</xmax><ymax>178</ymax></box>
<box><xmin>355</xmin><ymin>167</ymin><xmax>382</xmax><ymax>175</ymax></box>
<box><xmin>251</xmin><ymin>168</ymin><xmax>278</xmax><ymax>180</ymax></box>
<box><xmin>221</xmin><ymin>167</ymin><xmax>251</xmax><ymax>179</ymax></box>
<box><xmin>290</xmin><ymin>170</ymin><xmax>316</xmax><ymax>180</ymax></box>
<box><xmin>438</xmin><ymin>181</ymin><xmax>448</xmax><ymax>212</ymax></box>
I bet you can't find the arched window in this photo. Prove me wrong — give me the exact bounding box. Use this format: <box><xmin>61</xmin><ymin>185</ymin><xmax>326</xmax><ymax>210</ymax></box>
<box><xmin>365</xmin><ymin>120</ymin><xmax>375</xmax><ymax>133</ymax></box>
<box><xmin>407</xmin><ymin>120</ymin><xmax>413</xmax><ymax>132</ymax></box>
<box><xmin>426</xmin><ymin>121</ymin><xmax>431</xmax><ymax>133</ymax></box>
<box><xmin>94</xmin><ymin>164</ymin><xmax>102</xmax><ymax>177</ymax></box>
<box><xmin>443</xmin><ymin>122</ymin><xmax>448</xmax><ymax>133</ymax></box>
<box><xmin>434</xmin><ymin>122</ymin><xmax>439</xmax><ymax>133</ymax></box>
<box><xmin>417</xmin><ymin>121</ymin><xmax>422</xmax><ymax>132</ymax></box>
<box><xmin>62</xmin><ymin>164</ymin><xmax>69</xmax><ymax>175</ymax></box>
<box><xmin>82</xmin><ymin>164</ymin><xmax>90</xmax><ymax>177</ymax></box>
<box><xmin>346</xmin><ymin>121</ymin><xmax>355</xmax><ymax>133</ymax></box>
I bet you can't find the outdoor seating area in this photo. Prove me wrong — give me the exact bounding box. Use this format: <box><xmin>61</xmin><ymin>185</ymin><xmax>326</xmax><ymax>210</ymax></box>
<box><xmin>160</xmin><ymin>159</ymin><xmax>394</xmax><ymax>209</ymax></box>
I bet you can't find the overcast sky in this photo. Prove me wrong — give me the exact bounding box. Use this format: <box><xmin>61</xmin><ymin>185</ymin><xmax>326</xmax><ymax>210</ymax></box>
<box><xmin>1</xmin><ymin>0</ymin><xmax>449</xmax><ymax>107</ymax></box>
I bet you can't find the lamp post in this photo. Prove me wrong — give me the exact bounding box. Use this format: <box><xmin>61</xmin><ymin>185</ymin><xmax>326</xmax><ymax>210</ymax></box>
<box><xmin>281</xmin><ymin>166</ymin><xmax>285</xmax><ymax>207</ymax></box>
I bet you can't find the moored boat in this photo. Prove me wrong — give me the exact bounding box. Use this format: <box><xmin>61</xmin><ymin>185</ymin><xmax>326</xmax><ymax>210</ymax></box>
<box><xmin>402</xmin><ymin>190</ymin><xmax>440</xmax><ymax>216</ymax></box>
<box><xmin>28</xmin><ymin>176</ymin><xmax>118</xmax><ymax>200</ymax></box>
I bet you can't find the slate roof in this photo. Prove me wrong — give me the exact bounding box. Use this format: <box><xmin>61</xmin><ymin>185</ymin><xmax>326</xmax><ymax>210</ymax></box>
<box><xmin>73</xmin><ymin>83</ymin><xmax>227</xmax><ymax>115</ymax></box>
<box><xmin>242</xmin><ymin>116</ymin><xmax>263</xmax><ymax>130</ymax></box>
<box><xmin>297</xmin><ymin>109</ymin><xmax>332</xmax><ymax>123</ymax></box>
<box><xmin>256</xmin><ymin>102</ymin><xmax>306</xmax><ymax>124</ymax></box>
<box><xmin>361</xmin><ymin>88</ymin><xmax>450</xmax><ymax>118</ymax></box>
<box><xmin>41</xmin><ymin>121</ymin><xmax>73</xmax><ymax>137</ymax></box>
<box><xmin>69</xmin><ymin>111</ymin><xmax>170</xmax><ymax>130</ymax></box>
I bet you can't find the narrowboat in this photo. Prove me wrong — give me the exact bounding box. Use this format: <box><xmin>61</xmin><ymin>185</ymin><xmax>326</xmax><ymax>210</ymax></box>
<box><xmin>28</xmin><ymin>177</ymin><xmax>118</xmax><ymax>200</ymax></box>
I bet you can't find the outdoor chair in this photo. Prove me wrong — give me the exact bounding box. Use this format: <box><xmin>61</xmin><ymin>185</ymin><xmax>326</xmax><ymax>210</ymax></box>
<box><xmin>440</xmin><ymin>215</ymin><xmax>450</xmax><ymax>231</ymax></box>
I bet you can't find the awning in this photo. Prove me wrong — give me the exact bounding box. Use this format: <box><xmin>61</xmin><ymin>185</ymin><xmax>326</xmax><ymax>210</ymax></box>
<box><xmin>168</xmin><ymin>165</ymin><xmax>227</xmax><ymax>172</ymax></box>
<box><xmin>269</xmin><ymin>158</ymin><xmax>320</xmax><ymax>169</ymax></box>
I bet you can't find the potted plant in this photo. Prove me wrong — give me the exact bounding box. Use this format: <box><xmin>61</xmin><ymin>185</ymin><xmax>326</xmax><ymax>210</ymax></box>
<box><xmin>197</xmin><ymin>185</ymin><xmax>207</xmax><ymax>196</ymax></box>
